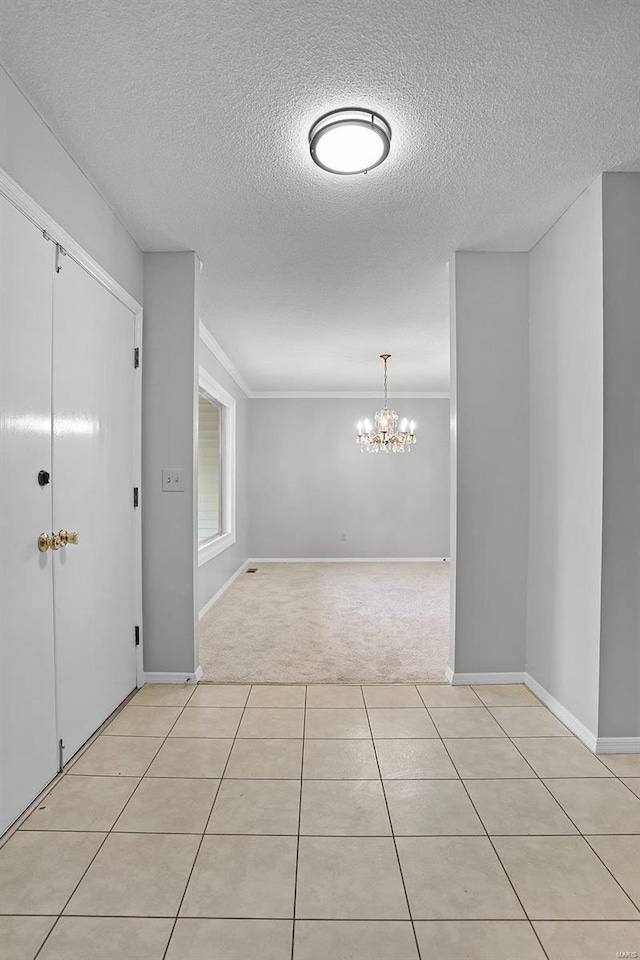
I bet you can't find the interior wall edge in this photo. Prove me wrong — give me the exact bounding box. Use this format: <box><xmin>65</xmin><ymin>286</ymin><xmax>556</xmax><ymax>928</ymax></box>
<box><xmin>450</xmin><ymin>251</ymin><xmax>529</xmax><ymax>680</ymax></box>
<box><xmin>142</xmin><ymin>252</ymin><xmax>199</xmax><ymax>675</ymax></box>
<box><xmin>524</xmin><ymin>673</ymin><xmax>598</xmax><ymax>754</ymax></box>
<box><xmin>526</xmin><ymin>176</ymin><xmax>604</xmax><ymax>736</ymax></box>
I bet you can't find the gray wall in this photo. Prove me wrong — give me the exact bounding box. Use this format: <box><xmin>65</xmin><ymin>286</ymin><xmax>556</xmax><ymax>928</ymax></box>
<box><xmin>0</xmin><ymin>66</ymin><xmax>143</xmax><ymax>302</ymax></box>
<box><xmin>527</xmin><ymin>178</ymin><xmax>604</xmax><ymax>734</ymax></box>
<box><xmin>599</xmin><ymin>173</ymin><xmax>640</xmax><ymax>738</ymax></box>
<box><xmin>247</xmin><ymin>399</ymin><xmax>450</xmax><ymax>559</ymax></box>
<box><xmin>450</xmin><ymin>252</ymin><xmax>530</xmax><ymax>675</ymax></box>
<box><xmin>142</xmin><ymin>252</ymin><xmax>199</xmax><ymax>674</ymax></box>
<box><xmin>449</xmin><ymin>175</ymin><xmax>639</xmax><ymax>743</ymax></box>
<box><xmin>197</xmin><ymin>339</ymin><xmax>250</xmax><ymax>613</ymax></box>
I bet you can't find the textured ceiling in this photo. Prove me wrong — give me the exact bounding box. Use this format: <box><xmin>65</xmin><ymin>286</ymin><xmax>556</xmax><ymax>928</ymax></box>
<box><xmin>1</xmin><ymin>0</ymin><xmax>639</xmax><ymax>391</ymax></box>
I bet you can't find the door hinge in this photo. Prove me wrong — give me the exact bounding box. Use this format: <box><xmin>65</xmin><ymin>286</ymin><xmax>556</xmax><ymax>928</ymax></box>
<box><xmin>134</xmin><ymin>347</ymin><xmax>140</xmax><ymax>368</ymax></box>
<box><xmin>135</xmin><ymin>625</ymin><xmax>140</xmax><ymax>647</ymax></box>
<box><xmin>133</xmin><ymin>487</ymin><xmax>139</xmax><ymax>508</ymax></box>
<box><xmin>58</xmin><ymin>739</ymin><xmax>65</xmax><ymax>771</ymax></box>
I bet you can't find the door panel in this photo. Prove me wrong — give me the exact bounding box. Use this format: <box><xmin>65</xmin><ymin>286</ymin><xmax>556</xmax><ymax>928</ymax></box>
<box><xmin>0</xmin><ymin>196</ymin><xmax>58</xmax><ymax>833</ymax></box>
<box><xmin>52</xmin><ymin>257</ymin><xmax>136</xmax><ymax>761</ymax></box>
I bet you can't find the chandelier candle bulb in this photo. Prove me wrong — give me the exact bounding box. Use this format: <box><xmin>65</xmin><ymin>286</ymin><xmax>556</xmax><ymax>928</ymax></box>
<box><xmin>356</xmin><ymin>354</ymin><xmax>417</xmax><ymax>454</ymax></box>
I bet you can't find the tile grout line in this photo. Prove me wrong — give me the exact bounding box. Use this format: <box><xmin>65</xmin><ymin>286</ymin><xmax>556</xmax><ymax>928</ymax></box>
<box><xmin>3</xmin><ymin>911</ymin><xmax>640</xmax><ymax>922</ymax></box>
<box><xmin>31</xmin><ymin>685</ymin><xmax>197</xmax><ymax>960</ymax></box>
<box><xmin>363</xmin><ymin>684</ymin><xmax>423</xmax><ymax>960</ymax></box>
<box><xmin>497</xmin><ymin>715</ymin><xmax>640</xmax><ymax>918</ymax></box>
<box><xmin>57</xmin><ymin>771</ymin><xmax>635</xmax><ymax>781</ymax></box>
<box><xmin>160</xmin><ymin>683</ymin><xmax>253</xmax><ymax>960</ymax></box>
<box><xmin>290</xmin><ymin>684</ymin><xmax>307</xmax><ymax>960</ymax></box>
<box><xmin>432</xmin><ymin>712</ymin><xmax>552</xmax><ymax>960</ymax></box>
<box><xmin>488</xmin><ymin>708</ymin><xmax>640</xmax><ymax>940</ymax></box>
<box><xmin>6</xmin><ymin>830</ymin><xmax>629</xmax><ymax>841</ymax></box>
<box><xmin>460</xmin><ymin>690</ymin><xmax>640</xmax><ymax>920</ymax></box>
<box><xmin>581</xmin><ymin>836</ymin><xmax>640</xmax><ymax>914</ymax></box>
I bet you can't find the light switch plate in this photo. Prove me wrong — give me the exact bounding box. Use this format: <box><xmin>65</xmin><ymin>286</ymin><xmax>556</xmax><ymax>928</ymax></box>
<box><xmin>162</xmin><ymin>468</ymin><xmax>185</xmax><ymax>492</ymax></box>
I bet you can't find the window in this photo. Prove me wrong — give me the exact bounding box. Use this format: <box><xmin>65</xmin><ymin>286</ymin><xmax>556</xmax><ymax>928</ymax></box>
<box><xmin>197</xmin><ymin>366</ymin><xmax>236</xmax><ymax>564</ymax></box>
<box><xmin>198</xmin><ymin>394</ymin><xmax>221</xmax><ymax>541</ymax></box>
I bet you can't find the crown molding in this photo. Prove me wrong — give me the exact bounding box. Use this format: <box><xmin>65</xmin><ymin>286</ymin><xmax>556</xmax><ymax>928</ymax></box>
<box><xmin>198</xmin><ymin>322</ymin><xmax>450</xmax><ymax>400</ymax></box>
<box><xmin>198</xmin><ymin>320</ymin><xmax>251</xmax><ymax>396</ymax></box>
<box><xmin>247</xmin><ymin>391</ymin><xmax>450</xmax><ymax>400</ymax></box>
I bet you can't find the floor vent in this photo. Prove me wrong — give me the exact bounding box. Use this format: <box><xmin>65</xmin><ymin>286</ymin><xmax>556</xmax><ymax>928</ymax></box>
<box><xmin>246</xmin><ymin>567</ymin><xmax>258</xmax><ymax>573</ymax></box>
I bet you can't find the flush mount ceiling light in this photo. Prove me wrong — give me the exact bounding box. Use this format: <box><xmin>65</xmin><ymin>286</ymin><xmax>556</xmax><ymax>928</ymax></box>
<box><xmin>309</xmin><ymin>108</ymin><xmax>391</xmax><ymax>175</ymax></box>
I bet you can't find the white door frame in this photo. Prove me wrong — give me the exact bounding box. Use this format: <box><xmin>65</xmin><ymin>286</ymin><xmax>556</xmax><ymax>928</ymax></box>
<box><xmin>0</xmin><ymin>168</ymin><xmax>145</xmax><ymax>688</ymax></box>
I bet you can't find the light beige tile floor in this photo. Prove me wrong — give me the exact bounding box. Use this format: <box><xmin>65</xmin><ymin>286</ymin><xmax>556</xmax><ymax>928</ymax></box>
<box><xmin>624</xmin><ymin>778</ymin><xmax>640</xmax><ymax>799</ymax></box>
<box><xmin>302</xmin><ymin>738</ymin><xmax>380</xmax><ymax>779</ymax></box>
<box><xmin>544</xmin><ymin>777</ymin><xmax>640</xmax><ymax>834</ymax></box>
<box><xmin>1</xmin><ymin>682</ymin><xmax>639</xmax><ymax>960</ymax></box>
<box><xmin>305</xmin><ymin>683</ymin><xmax>364</xmax><ymax>708</ymax></box>
<box><xmin>21</xmin><ymin>775</ymin><xmax>139</xmax><ymax>832</ymax></box>
<box><xmin>374</xmin><ymin>738</ymin><xmax>458</xmax><ymax>779</ymax></box>
<box><xmin>513</xmin><ymin>736</ymin><xmax>615</xmax><ymax>778</ymax></box>
<box><xmin>415</xmin><ymin>919</ymin><xmax>546</xmax><ymax>959</ymax></box>
<box><xmin>384</xmin><ymin>779</ymin><xmax>484</xmax><ymax>835</ymax></box>
<box><xmin>533</xmin><ymin>920</ymin><xmax>640</xmax><ymax>960</ymax></box>
<box><xmin>585</xmin><ymin>835</ymin><xmax>640</xmax><ymax>907</ymax></box>
<box><xmin>299</xmin><ymin>779</ymin><xmax>391</xmax><ymax>836</ymax></box>
<box><xmin>206</xmin><ymin>779</ymin><xmax>300</xmax><ymax>835</ymax></box>
<box><xmin>429</xmin><ymin>705</ymin><xmax>506</xmax><ymax>738</ymax></box>
<box><xmin>464</xmin><ymin>778</ymin><xmax>577</xmax><ymax>835</ymax></box>
<box><xmin>444</xmin><ymin>736</ymin><xmax>536</xmax><ymax>778</ymax></box>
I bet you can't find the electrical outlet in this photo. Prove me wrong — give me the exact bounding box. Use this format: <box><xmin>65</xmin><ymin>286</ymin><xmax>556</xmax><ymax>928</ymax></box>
<box><xmin>162</xmin><ymin>468</ymin><xmax>185</xmax><ymax>492</ymax></box>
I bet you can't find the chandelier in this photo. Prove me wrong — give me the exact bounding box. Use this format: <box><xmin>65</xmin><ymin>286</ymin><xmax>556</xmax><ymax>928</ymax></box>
<box><xmin>356</xmin><ymin>354</ymin><xmax>416</xmax><ymax>453</ymax></box>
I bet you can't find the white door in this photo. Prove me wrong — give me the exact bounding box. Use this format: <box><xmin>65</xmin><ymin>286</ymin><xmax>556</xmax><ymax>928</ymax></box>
<box><xmin>0</xmin><ymin>197</ymin><xmax>58</xmax><ymax>834</ymax></box>
<box><xmin>52</xmin><ymin>257</ymin><xmax>137</xmax><ymax>762</ymax></box>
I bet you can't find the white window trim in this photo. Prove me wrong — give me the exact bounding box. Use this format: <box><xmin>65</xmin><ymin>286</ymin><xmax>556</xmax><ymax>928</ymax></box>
<box><xmin>197</xmin><ymin>366</ymin><xmax>236</xmax><ymax>565</ymax></box>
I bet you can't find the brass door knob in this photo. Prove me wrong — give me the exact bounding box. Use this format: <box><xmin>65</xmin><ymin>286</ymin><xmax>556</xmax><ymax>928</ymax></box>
<box><xmin>38</xmin><ymin>533</ymin><xmax>51</xmax><ymax>552</ymax></box>
<box><xmin>50</xmin><ymin>534</ymin><xmax>61</xmax><ymax>550</ymax></box>
<box><xmin>58</xmin><ymin>529</ymin><xmax>79</xmax><ymax>546</ymax></box>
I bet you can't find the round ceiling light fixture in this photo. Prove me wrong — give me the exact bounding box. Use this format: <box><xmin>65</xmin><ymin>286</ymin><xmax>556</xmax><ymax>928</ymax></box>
<box><xmin>309</xmin><ymin>108</ymin><xmax>391</xmax><ymax>175</ymax></box>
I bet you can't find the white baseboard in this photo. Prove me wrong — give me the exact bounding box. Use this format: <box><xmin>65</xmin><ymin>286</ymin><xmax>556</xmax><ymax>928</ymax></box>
<box><xmin>594</xmin><ymin>737</ymin><xmax>640</xmax><ymax>755</ymax></box>
<box><xmin>447</xmin><ymin>669</ymin><xmax>638</xmax><ymax>755</ymax></box>
<box><xmin>142</xmin><ymin>666</ymin><xmax>203</xmax><ymax>685</ymax></box>
<box><xmin>250</xmin><ymin>557</ymin><xmax>450</xmax><ymax>563</ymax></box>
<box><xmin>523</xmin><ymin>673</ymin><xmax>598</xmax><ymax>752</ymax></box>
<box><xmin>447</xmin><ymin>669</ymin><xmax>526</xmax><ymax>685</ymax></box>
<box><xmin>198</xmin><ymin>560</ymin><xmax>250</xmax><ymax>620</ymax></box>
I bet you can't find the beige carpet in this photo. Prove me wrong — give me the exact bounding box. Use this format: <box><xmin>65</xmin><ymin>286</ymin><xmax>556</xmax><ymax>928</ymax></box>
<box><xmin>199</xmin><ymin>562</ymin><xmax>450</xmax><ymax>683</ymax></box>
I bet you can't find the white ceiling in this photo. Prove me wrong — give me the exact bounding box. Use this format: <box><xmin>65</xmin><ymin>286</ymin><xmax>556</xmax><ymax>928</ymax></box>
<box><xmin>1</xmin><ymin>0</ymin><xmax>639</xmax><ymax>392</ymax></box>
